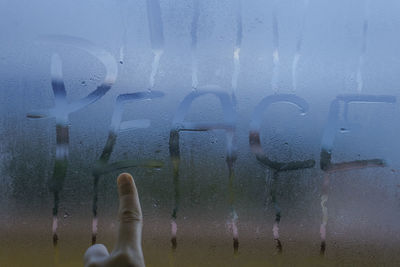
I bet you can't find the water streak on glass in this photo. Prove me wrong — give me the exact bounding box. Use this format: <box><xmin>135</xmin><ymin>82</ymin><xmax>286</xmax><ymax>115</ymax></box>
<box><xmin>190</xmin><ymin>0</ymin><xmax>200</xmax><ymax>90</ymax></box>
<box><xmin>91</xmin><ymin>91</ymin><xmax>164</xmax><ymax>244</ymax></box>
<box><xmin>249</xmin><ymin>94</ymin><xmax>315</xmax><ymax>252</ymax></box>
<box><xmin>356</xmin><ymin>0</ymin><xmax>370</xmax><ymax>93</ymax></box>
<box><xmin>319</xmin><ymin>94</ymin><xmax>396</xmax><ymax>254</ymax></box>
<box><xmin>319</xmin><ymin>172</ymin><xmax>329</xmax><ymax>255</ymax></box>
<box><xmin>231</xmin><ymin>0</ymin><xmax>242</xmax><ymax>104</ymax></box>
<box><xmin>169</xmin><ymin>87</ymin><xmax>238</xmax><ymax>252</ymax></box>
<box><xmin>291</xmin><ymin>0</ymin><xmax>309</xmax><ymax>92</ymax></box>
<box><xmin>146</xmin><ymin>0</ymin><xmax>165</xmax><ymax>91</ymax></box>
<box><xmin>271</xmin><ymin>0</ymin><xmax>280</xmax><ymax>93</ymax></box>
<box><xmin>117</xmin><ymin>0</ymin><xmax>129</xmax><ymax>65</ymax></box>
<box><xmin>26</xmin><ymin>36</ymin><xmax>118</xmax><ymax>247</ymax></box>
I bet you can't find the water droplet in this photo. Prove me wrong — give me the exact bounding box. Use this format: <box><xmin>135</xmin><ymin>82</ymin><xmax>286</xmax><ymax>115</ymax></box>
<box><xmin>63</xmin><ymin>211</ymin><xmax>70</xmax><ymax>219</ymax></box>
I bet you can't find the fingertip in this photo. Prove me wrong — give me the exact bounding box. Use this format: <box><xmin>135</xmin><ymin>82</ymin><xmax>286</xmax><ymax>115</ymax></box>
<box><xmin>117</xmin><ymin>172</ymin><xmax>133</xmax><ymax>186</ymax></box>
<box><xmin>84</xmin><ymin>244</ymin><xmax>109</xmax><ymax>265</ymax></box>
<box><xmin>117</xmin><ymin>173</ymin><xmax>135</xmax><ymax>196</ymax></box>
<box><xmin>115</xmin><ymin>173</ymin><xmax>143</xmax><ymax>251</ymax></box>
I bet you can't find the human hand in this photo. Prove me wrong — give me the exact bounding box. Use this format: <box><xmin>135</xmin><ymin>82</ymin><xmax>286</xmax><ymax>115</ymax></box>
<box><xmin>84</xmin><ymin>173</ymin><xmax>145</xmax><ymax>267</ymax></box>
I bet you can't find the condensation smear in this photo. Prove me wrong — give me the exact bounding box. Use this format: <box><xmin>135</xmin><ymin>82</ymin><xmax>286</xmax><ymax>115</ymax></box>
<box><xmin>118</xmin><ymin>0</ymin><xmax>129</xmax><ymax>65</ymax></box>
<box><xmin>146</xmin><ymin>0</ymin><xmax>164</xmax><ymax>91</ymax></box>
<box><xmin>319</xmin><ymin>173</ymin><xmax>329</xmax><ymax>255</ymax></box>
<box><xmin>229</xmin><ymin>0</ymin><xmax>241</xmax><ymax>236</ymax></box>
<box><xmin>91</xmin><ymin>91</ymin><xmax>164</xmax><ymax>244</ymax></box>
<box><xmin>27</xmin><ymin>35</ymin><xmax>118</xmax><ymax>247</ymax></box>
<box><xmin>249</xmin><ymin>94</ymin><xmax>316</xmax><ymax>253</ymax></box>
<box><xmin>320</xmin><ymin>94</ymin><xmax>395</xmax><ymax>172</ymax></box>
<box><xmin>119</xmin><ymin>45</ymin><xmax>125</xmax><ymax>65</ymax></box>
<box><xmin>191</xmin><ymin>0</ymin><xmax>200</xmax><ymax>90</ymax></box>
<box><xmin>227</xmin><ymin>4</ymin><xmax>242</xmax><ymax>244</ymax></box>
<box><xmin>226</xmin><ymin>129</ymin><xmax>239</xmax><ymax>253</ymax></box>
<box><xmin>270</xmin><ymin>170</ymin><xmax>282</xmax><ymax>252</ymax></box>
<box><xmin>291</xmin><ymin>0</ymin><xmax>309</xmax><ymax>92</ymax></box>
<box><xmin>318</xmin><ymin>94</ymin><xmax>395</xmax><ymax>255</ymax></box>
<box><xmin>356</xmin><ymin>0</ymin><xmax>370</xmax><ymax>93</ymax></box>
<box><xmin>271</xmin><ymin>0</ymin><xmax>280</xmax><ymax>93</ymax></box>
<box><xmin>231</xmin><ymin>0</ymin><xmax>242</xmax><ymax>104</ymax></box>
<box><xmin>169</xmin><ymin>129</ymin><xmax>180</xmax><ymax>250</ymax></box>
<box><xmin>49</xmin><ymin>54</ymin><xmax>69</xmax><ymax>247</ymax></box>
<box><xmin>169</xmin><ymin>88</ymin><xmax>238</xmax><ymax>252</ymax></box>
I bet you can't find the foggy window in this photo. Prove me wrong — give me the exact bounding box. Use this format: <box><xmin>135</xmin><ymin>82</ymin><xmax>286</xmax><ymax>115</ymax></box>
<box><xmin>1</xmin><ymin>0</ymin><xmax>400</xmax><ymax>266</ymax></box>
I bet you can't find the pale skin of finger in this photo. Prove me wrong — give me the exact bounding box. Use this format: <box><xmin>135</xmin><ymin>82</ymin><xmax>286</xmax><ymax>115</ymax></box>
<box><xmin>84</xmin><ymin>244</ymin><xmax>109</xmax><ymax>266</ymax></box>
<box><xmin>114</xmin><ymin>173</ymin><xmax>143</xmax><ymax>252</ymax></box>
<box><xmin>84</xmin><ymin>173</ymin><xmax>145</xmax><ymax>267</ymax></box>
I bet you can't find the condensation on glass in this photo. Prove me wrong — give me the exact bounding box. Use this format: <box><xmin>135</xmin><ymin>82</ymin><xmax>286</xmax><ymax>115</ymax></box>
<box><xmin>1</xmin><ymin>0</ymin><xmax>400</xmax><ymax>266</ymax></box>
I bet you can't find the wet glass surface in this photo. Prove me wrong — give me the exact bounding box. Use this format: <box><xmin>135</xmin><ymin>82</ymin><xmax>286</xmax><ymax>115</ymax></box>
<box><xmin>1</xmin><ymin>0</ymin><xmax>400</xmax><ymax>266</ymax></box>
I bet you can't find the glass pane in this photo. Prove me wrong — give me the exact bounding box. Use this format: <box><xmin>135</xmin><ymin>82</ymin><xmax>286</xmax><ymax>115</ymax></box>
<box><xmin>1</xmin><ymin>0</ymin><xmax>400</xmax><ymax>266</ymax></box>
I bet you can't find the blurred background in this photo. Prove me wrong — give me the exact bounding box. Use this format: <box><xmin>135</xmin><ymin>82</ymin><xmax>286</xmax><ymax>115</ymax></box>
<box><xmin>1</xmin><ymin>0</ymin><xmax>400</xmax><ymax>266</ymax></box>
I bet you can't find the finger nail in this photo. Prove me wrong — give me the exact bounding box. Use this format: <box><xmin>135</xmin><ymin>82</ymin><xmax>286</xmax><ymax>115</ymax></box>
<box><xmin>117</xmin><ymin>173</ymin><xmax>134</xmax><ymax>196</ymax></box>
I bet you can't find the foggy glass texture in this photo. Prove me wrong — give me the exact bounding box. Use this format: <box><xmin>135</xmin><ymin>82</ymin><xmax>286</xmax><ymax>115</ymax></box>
<box><xmin>1</xmin><ymin>0</ymin><xmax>400</xmax><ymax>266</ymax></box>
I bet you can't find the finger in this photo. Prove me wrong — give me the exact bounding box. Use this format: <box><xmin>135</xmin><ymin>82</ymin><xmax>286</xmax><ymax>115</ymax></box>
<box><xmin>114</xmin><ymin>173</ymin><xmax>143</xmax><ymax>252</ymax></box>
<box><xmin>84</xmin><ymin>244</ymin><xmax>109</xmax><ymax>267</ymax></box>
